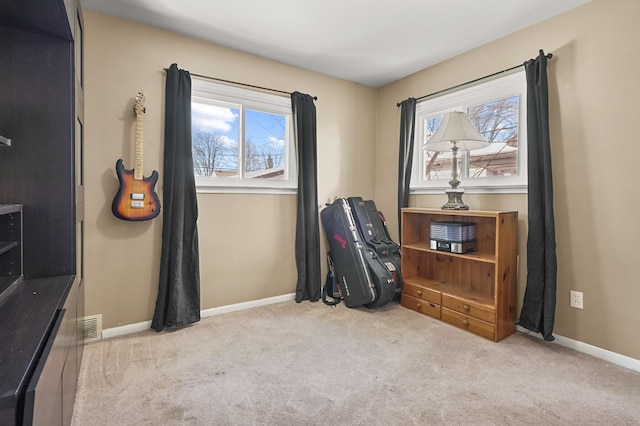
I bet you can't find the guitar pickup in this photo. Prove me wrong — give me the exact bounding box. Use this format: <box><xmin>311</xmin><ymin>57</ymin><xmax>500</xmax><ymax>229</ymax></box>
<box><xmin>130</xmin><ymin>201</ymin><xmax>145</xmax><ymax>208</ymax></box>
<box><xmin>130</xmin><ymin>193</ymin><xmax>145</xmax><ymax>200</ymax></box>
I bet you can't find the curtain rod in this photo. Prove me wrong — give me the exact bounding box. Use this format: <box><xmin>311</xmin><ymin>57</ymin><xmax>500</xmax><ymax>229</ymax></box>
<box><xmin>164</xmin><ymin>68</ymin><xmax>317</xmax><ymax>100</ymax></box>
<box><xmin>396</xmin><ymin>52</ymin><xmax>552</xmax><ymax>107</ymax></box>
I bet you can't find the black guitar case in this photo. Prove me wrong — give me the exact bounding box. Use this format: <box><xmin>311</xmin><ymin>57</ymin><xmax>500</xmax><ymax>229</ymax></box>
<box><xmin>347</xmin><ymin>197</ymin><xmax>403</xmax><ymax>294</ymax></box>
<box><xmin>364</xmin><ymin>199</ymin><xmax>403</xmax><ymax>294</ymax></box>
<box><xmin>320</xmin><ymin>198</ymin><xmax>396</xmax><ymax>308</ymax></box>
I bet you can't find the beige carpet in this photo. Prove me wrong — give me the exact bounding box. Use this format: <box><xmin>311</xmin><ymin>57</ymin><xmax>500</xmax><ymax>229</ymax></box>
<box><xmin>71</xmin><ymin>300</ymin><xmax>640</xmax><ymax>425</ymax></box>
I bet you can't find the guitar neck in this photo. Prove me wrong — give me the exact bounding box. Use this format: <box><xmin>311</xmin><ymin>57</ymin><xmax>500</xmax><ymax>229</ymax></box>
<box><xmin>134</xmin><ymin>113</ymin><xmax>144</xmax><ymax>180</ymax></box>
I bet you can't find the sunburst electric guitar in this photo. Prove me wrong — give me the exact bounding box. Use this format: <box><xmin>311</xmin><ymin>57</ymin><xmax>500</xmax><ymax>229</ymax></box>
<box><xmin>111</xmin><ymin>93</ymin><xmax>161</xmax><ymax>221</ymax></box>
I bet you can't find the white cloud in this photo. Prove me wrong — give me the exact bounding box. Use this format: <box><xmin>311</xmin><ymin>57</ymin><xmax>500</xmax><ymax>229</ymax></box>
<box><xmin>218</xmin><ymin>135</ymin><xmax>237</xmax><ymax>147</ymax></box>
<box><xmin>192</xmin><ymin>102</ymin><xmax>237</xmax><ymax>132</ymax></box>
<box><xmin>268</xmin><ymin>136</ymin><xmax>284</xmax><ymax>148</ymax></box>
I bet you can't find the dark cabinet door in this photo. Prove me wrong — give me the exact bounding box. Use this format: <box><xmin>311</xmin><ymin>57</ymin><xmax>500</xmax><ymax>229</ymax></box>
<box><xmin>24</xmin><ymin>311</ymin><xmax>66</xmax><ymax>426</ymax></box>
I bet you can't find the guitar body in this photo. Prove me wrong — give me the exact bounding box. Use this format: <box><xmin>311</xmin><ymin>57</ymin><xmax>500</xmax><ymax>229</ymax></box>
<box><xmin>112</xmin><ymin>159</ymin><xmax>161</xmax><ymax>221</ymax></box>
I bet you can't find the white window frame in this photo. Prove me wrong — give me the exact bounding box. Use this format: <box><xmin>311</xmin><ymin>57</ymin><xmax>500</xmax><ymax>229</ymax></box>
<box><xmin>191</xmin><ymin>77</ymin><xmax>297</xmax><ymax>194</ymax></box>
<box><xmin>411</xmin><ymin>70</ymin><xmax>527</xmax><ymax>194</ymax></box>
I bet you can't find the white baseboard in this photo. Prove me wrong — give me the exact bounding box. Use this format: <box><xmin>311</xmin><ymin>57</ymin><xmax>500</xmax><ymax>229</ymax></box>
<box><xmin>516</xmin><ymin>325</ymin><xmax>640</xmax><ymax>373</ymax></box>
<box><xmin>200</xmin><ymin>293</ymin><xmax>296</xmax><ymax>318</ymax></box>
<box><xmin>102</xmin><ymin>320</ymin><xmax>152</xmax><ymax>339</ymax></box>
<box><xmin>101</xmin><ymin>293</ymin><xmax>296</xmax><ymax>340</ymax></box>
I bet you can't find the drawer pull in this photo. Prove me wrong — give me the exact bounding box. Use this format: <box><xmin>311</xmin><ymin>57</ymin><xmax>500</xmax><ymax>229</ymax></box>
<box><xmin>416</xmin><ymin>290</ymin><xmax>422</xmax><ymax>296</ymax></box>
<box><xmin>463</xmin><ymin>304</ymin><xmax>470</xmax><ymax>312</ymax></box>
<box><xmin>462</xmin><ymin>319</ymin><xmax>469</xmax><ymax>327</ymax></box>
<box><xmin>416</xmin><ymin>303</ymin><xmax>422</xmax><ymax>309</ymax></box>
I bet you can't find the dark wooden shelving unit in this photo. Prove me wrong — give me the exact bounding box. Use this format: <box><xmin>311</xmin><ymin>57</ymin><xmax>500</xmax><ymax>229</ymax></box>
<box><xmin>0</xmin><ymin>0</ymin><xmax>85</xmax><ymax>424</ymax></box>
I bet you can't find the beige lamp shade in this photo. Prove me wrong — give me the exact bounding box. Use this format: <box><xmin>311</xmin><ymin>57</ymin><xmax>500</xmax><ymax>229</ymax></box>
<box><xmin>425</xmin><ymin>111</ymin><xmax>489</xmax><ymax>151</ymax></box>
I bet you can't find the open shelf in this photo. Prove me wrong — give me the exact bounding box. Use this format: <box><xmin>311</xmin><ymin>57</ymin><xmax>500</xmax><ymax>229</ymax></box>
<box><xmin>402</xmin><ymin>242</ymin><xmax>496</xmax><ymax>264</ymax></box>
<box><xmin>0</xmin><ymin>205</ymin><xmax>22</xmax><ymax>299</ymax></box>
<box><xmin>0</xmin><ymin>275</ymin><xmax>22</xmax><ymax>306</ymax></box>
<box><xmin>0</xmin><ymin>241</ymin><xmax>18</xmax><ymax>256</ymax></box>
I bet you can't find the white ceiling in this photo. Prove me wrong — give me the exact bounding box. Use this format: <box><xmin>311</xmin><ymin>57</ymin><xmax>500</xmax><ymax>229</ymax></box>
<box><xmin>81</xmin><ymin>0</ymin><xmax>590</xmax><ymax>88</ymax></box>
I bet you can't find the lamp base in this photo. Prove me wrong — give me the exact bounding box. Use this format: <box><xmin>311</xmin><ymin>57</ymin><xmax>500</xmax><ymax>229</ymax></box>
<box><xmin>441</xmin><ymin>188</ymin><xmax>469</xmax><ymax>210</ymax></box>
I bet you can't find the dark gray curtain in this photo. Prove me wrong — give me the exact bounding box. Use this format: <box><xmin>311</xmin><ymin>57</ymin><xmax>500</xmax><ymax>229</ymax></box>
<box><xmin>292</xmin><ymin>92</ymin><xmax>321</xmax><ymax>303</ymax></box>
<box><xmin>397</xmin><ymin>98</ymin><xmax>416</xmax><ymax>240</ymax></box>
<box><xmin>517</xmin><ymin>51</ymin><xmax>557</xmax><ymax>341</ymax></box>
<box><xmin>152</xmin><ymin>63</ymin><xmax>201</xmax><ymax>331</ymax></box>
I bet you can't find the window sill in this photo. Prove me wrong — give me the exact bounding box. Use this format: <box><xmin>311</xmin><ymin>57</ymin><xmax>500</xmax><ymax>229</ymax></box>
<box><xmin>410</xmin><ymin>185</ymin><xmax>527</xmax><ymax>195</ymax></box>
<box><xmin>196</xmin><ymin>185</ymin><xmax>297</xmax><ymax>195</ymax></box>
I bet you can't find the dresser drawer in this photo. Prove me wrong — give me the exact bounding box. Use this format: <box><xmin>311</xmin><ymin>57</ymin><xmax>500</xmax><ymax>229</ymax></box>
<box><xmin>402</xmin><ymin>282</ymin><xmax>441</xmax><ymax>304</ymax></box>
<box><xmin>442</xmin><ymin>293</ymin><xmax>495</xmax><ymax>323</ymax></box>
<box><xmin>441</xmin><ymin>308</ymin><xmax>495</xmax><ymax>341</ymax></box>
<box><xmin>401</xmin><ymin>294</ymin><xmax>440</xmax><ymax>319</ymax></box>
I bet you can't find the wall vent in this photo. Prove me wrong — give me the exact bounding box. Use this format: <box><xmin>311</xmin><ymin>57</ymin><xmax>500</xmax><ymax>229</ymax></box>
<box><xmin>78</xmin><ymin>314</ymin><xmax>102</xmax><ymax>343</ymax></box>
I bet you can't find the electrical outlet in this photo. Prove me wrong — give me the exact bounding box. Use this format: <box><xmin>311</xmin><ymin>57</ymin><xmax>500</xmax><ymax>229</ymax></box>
<box><xmin>570</xmin><ymin>290</ymin><xmax>583</xmax><ymax>309</ymax></box>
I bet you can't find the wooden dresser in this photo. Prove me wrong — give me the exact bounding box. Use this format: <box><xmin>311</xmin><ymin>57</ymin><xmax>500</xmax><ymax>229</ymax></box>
<box><xmin>400</xmin><ymin>208</ymin><xmax>518</xmax><ymax>342</ymax></box>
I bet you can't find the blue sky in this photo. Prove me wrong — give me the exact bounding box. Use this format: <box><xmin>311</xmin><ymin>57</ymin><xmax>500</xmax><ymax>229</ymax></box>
<box><xmin>191</xmin><ymin>101</ymin><xmax>285</xmax><ymax>152</ymax></box>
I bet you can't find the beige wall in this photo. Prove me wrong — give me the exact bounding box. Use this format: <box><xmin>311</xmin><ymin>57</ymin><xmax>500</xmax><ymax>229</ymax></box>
<box><xmin>376</xmin><ymin>0</ymin><xmax>640</xmax><ymax>360</ymax></box>
<box><xmin>85</xmin><ymin>0</ymin><xmax>640</xmax><ymax>362</ymax></box>
<box><xmin>83</xmin><ymin>10</ymin><xmax>377</xmax><ymax>329</ymax></box>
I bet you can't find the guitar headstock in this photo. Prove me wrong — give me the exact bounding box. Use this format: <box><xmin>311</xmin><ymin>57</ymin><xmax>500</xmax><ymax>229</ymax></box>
<box><xmin>134</xmin><ymin>92</ymin><xmax>146</xmax><ymax>116</ymax></box>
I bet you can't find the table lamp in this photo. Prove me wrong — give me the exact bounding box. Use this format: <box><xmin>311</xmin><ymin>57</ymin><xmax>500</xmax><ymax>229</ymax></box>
<box><xmin>424</xmin><ymin>111</ymin><xmax>489</xmax><ymax>210</ymax></box>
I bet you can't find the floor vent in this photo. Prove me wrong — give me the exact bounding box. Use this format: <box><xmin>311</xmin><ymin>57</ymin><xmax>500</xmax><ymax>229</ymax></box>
<box><xmin>78</xmin><ymin>314</ymin><xmax>102</xmax><ymax>343</ymax></box>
